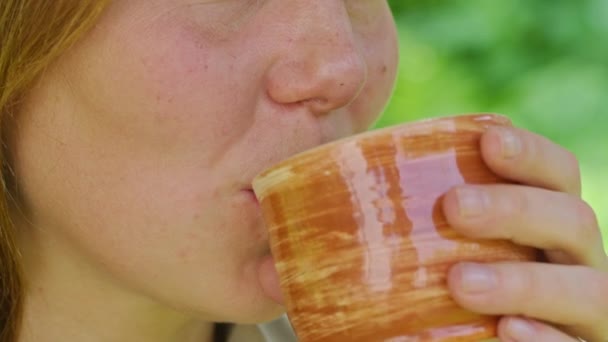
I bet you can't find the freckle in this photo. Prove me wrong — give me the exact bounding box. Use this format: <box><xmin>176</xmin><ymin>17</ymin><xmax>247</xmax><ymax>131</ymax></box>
<box><xmin>178</xmin><ymin>249</ymin><xmax>190</xmax><ymax>261</ymax></box>
<box><xmin>204</xmin><ymin>64</ymin><xmax>209</xmax><ymax>70</ymax></box>
<box><xmin>380</xmin><ymin>65</ymin><xmax>388</xmax><ymax>74</ymax></box>
<box><xmin>156</xmin><ymin>94</ymin><xmax>162</xmax><ymax>102</ymax></box>
<box><xmin>340</xmin><ymin>83</ymin><xmax>345</xmax><ymax>87</ymax></box>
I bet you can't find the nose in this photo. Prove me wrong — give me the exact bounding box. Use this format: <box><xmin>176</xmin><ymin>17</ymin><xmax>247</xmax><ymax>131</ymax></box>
<box><xmin>265</xmin><ymin>1</ymin><xmax>368</xmax><ymax>116</ymax></box>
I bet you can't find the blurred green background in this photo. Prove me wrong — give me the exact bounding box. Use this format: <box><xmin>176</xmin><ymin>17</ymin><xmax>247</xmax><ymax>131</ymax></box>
<box><xmin>382</xmin><ymin>0</ymin><xmax>608</xmax><ymax>251</ymax></box>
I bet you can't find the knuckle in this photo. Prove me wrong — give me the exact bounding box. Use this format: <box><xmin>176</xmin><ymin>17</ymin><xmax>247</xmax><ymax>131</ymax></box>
<box><xmin>507</xmin><ymin>189</ymin><xmax>529</xmax><ymax>222</ymax></box>
<box><xmin>481</xmin><ymin>189</ymin><xmax>522</xmax><ymax>241</ymax></box>
<box><xmin>584</xmin><ymin>268</ymin><xmax>608</xmax><ymax>327</ymax></box>
<box><xmin>575</xmin><ymin>199</ymin><xmax>600</xmax><ymax>244</ymax></box>
<box><xmin>518</xmin><ymin>131</ymin><xmax>537</xmax><ymax>166</ymax></box>
<box><xmin>563</xmin><ymin>149</ymin><xmax>582</xmax><ymax>193</ymax></box>
<box><xmin>517</xmin><ymin>267</ymin><xmax>543</xmax><ymax>315</ymax></box>
<box><xmin>501</xmin><ymin>265</ymin><xmax>536</xmax><ymax>314</ymax></box>
<box><xmin>591</xmin><ymin>271</ymin><xmax>608</xmax><ymax>314</ymax></box>
<box><xmin>565</xmin><ymin>149</ymin><xmax>580</xmax><ymax>169</ymax></box>
<box><xmin>492</xmin><ymin>189</ymin><xmax>528</xmax><ymax>242</ymax></box>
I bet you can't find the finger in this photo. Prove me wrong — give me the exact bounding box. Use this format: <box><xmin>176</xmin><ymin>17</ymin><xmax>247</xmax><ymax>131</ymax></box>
<box><xmin>447</xmin><ymin>262</ymin><xmax>608</xmax><ymax>339</ymax></box>
<box><xmin>497</xmin><ymin>316</ymin><xmax>579</xmax><ymax>342</ymax></box>
<box><xmin>481</xmin><ymin>126</ymin><xmax>581</xmax><ymax>196</ymax></box>
<box><xmin>442</xmin><ymin>184</ymin><xmax>606</xmax><ymax>269</ymax></box>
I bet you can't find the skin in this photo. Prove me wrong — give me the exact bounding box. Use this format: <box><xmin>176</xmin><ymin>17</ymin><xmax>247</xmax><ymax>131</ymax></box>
<box><xmin>10</xmin><ymin>1</ymin><xmax>398</xmax><ymax>341</ymax></box>
<box><xmin>443</xmin><ymin>127</ymin><xmax>608</xmax><ymax>342</ymax></box>
<box><xmin>7</xmin><ymin>0</ymin><xmax>607</xmax><ymax>341</ymax></box>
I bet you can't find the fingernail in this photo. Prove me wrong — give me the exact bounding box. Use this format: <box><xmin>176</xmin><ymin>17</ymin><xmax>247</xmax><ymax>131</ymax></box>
<box><xmin>499</xmin><ymin>128</ymin><xmax>522</xmax><ymax>159</ymax></box>
<box><xmin>506</xmin><ymin>317</ymin><xmax>536</xmax><ymax>341</ymax></box>
<box><xmin>456</xmin><ymin>187</ymin><xmax>489</xmax><ymax>218</ymax></box>
<box><xmin>459</xmin><ymin>263</ymin><xmax>496</xmax><ymax>293</ymax></box>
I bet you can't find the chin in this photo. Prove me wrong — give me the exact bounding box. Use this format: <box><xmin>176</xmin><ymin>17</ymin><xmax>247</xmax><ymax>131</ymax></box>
<box><xmin>225</xmin><ymin>279</ymin><xmax>286</xmax><ymax>324</ymax></box>
<box><xmin>230</xmin><ymin>290</ymin><xmax>286</xmax><ymax>324</ymax></box>
<box><xmin>240</xmin><ymin>304</ymin><xmax>286</xmax><ymax>325</ymax></box>
<box><xmin>200</xmin><ymin>300</ymin><xmax>286</xmax><ymax>325</ymax></box>
<box><xmin>178</xmin><ymin>276</ymin><xmax>286</xmax><ymax>324</ymax></box>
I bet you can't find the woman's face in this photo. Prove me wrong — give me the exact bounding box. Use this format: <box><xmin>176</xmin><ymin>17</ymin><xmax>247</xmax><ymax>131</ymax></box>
<box><xmin>12</xmin><ymin>0</ymin><xmax>398</xmax><ymax>323</ymax></box>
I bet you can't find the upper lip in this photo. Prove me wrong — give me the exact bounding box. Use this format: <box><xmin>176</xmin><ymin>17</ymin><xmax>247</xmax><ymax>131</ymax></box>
<box><xmin>238</xmin><ymin>117</ymin><xmax>336</xmax><ymax>194</ymax></box>
<box><xmin>242</xmin><ymin>166</ymin><xmax>272</xmax><ymax>194</ymax></box>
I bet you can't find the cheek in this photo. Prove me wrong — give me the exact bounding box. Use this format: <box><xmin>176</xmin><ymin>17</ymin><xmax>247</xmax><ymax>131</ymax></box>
<box><xmin>13</xmin><ymin>104</ymin><xmax>253</xmax><ymax>296</ymax></box>
<box><xmin>73</xmin><ymin>15</ymin><xmax>252</xmax><ymax>163</ymax></box>
<box><xmin>14</xmin><ymin>9</ymin><xmax>267</xmax><ymax>288</ymax></box>
<box><xmin>349</xmin><ymin>16</ymin><xmax>399</xmax><ymax>130</ymax></box>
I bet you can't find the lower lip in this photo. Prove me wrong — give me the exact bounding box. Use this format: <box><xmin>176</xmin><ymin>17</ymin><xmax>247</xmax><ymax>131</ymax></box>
<box><xmin>244</xmin><ymin>189</ymin><xmax>260</xmax><ymax>205</ymax></box>
<box><xmin>258</xmin><ymin>253</ymin><xmax>284</xmax><ymax>305</ymax></box>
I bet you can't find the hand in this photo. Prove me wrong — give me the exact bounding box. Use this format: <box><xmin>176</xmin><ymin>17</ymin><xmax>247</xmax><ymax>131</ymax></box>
<box><xmin>442</xmin><ymin>126</ymin><xmax>608</xmax><ymax>342</ymax></box>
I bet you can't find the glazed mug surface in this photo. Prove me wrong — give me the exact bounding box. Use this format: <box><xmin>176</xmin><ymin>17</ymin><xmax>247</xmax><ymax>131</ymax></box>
<box><xmin>253</xmin><ymin>114</ymin><xmax>536</xmax><ymax>342</ymax></box>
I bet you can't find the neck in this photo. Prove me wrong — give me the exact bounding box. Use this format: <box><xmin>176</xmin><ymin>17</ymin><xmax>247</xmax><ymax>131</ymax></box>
<box><xmin>17</xmin><ymin>221</ymin><xmax>215</xmax><ymax>342</ymax></box>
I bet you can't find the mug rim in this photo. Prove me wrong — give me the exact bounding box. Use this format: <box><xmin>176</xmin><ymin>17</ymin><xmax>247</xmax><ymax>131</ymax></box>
<box><xmin>253</xmin><ymin>113</ymin><xmax>510</xmax><ymax>191</ymax></box>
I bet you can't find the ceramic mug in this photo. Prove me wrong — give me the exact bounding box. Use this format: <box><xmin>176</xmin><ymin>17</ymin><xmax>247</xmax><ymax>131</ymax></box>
<box><xmin>253</xmin><ymin>114</ymin><xmax>537</xmax><ymax>341</ymax></box>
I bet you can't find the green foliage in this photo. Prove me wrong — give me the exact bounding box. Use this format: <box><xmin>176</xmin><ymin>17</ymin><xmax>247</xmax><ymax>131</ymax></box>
<box><xmin>382</xmin><ymin>0</ymin><xmax>608</xmax><ymax>250</ymax></box>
